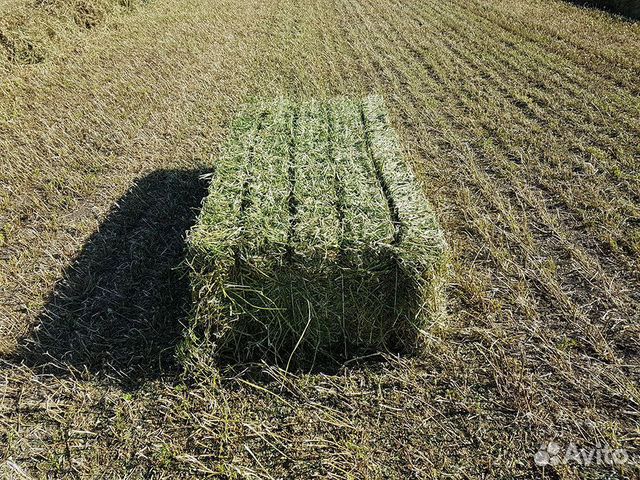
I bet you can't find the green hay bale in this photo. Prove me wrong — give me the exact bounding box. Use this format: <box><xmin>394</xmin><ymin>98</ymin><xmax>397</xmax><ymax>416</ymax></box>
<box><xmin>182</xmin><ymin>96</ymin><xmax>447</xmax><ymax>368</ymax></box>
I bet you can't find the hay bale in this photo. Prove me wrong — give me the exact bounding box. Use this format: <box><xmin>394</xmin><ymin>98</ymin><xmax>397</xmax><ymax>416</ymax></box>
<box><xmin>182</xmin><ymin>96</ymin><xmax>447</xmax><ymax>368</ymax></box>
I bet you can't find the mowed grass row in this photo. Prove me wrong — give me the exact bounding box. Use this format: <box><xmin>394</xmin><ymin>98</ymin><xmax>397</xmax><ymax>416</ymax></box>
<box><xmin>0</xmin><ymin>0</ymin><xmax>639</xmax><ymax>477</ymax></box>
<box><xmin>183</xmin><ymin>96</ymin><xmax>446</xmax><ymax>367</ymax></box>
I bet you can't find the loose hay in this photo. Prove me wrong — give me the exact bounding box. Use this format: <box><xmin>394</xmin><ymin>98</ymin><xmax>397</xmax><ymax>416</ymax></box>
<box><xmin>181</xmin><ymin>96</ymin><xmax>447</xmax><ymax>368</ymax></box>
<box><xmin>0</xmin><ymin>0</ymin><xmax>138</xmax><ymax>67</ymax></box>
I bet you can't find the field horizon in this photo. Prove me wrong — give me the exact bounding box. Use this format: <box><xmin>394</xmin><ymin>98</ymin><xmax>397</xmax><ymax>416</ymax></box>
<box><xmin>1</xmin><ymin>0</ymin><xmax>639</xmax><ymax>477</ymax></box>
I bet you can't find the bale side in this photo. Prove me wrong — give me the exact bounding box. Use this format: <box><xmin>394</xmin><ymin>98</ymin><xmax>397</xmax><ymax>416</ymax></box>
<box><xmin>328</xmin><ymin>98</ymin><xmax>399</xmax><ymax>348</ymax></box>
<box><xmin>204</xmin><ymin>99</ymin><xmax>295</xmax><ymax>361</ymax></box>
<box><xmin>362</xmin><ymin>95</ymin><xmax>448</xmax><ymax>346</ymax></box>
<box><xmin>179</xmin><ymin>103</ymin><xmax>263</xmax><ymax>369</ymax></box>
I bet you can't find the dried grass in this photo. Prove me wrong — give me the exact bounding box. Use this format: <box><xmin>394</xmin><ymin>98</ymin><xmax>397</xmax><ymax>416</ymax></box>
<box><xmin>0</xmin><ymin>0</ymin><xmax>137</xmax><ymax>65</ymax></box>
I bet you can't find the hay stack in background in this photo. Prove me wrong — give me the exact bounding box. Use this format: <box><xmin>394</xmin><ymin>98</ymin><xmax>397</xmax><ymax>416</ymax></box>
<box><xmin>181</xmin><ymin>96</ymin><xmax>447</xmax><ymax>369</ymax></box>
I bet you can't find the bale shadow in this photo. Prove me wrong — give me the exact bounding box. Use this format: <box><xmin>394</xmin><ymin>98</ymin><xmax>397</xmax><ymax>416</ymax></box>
<box><xmin>564</xmin><ymin>0</ymin><xmax>639</xmax><ymax>19</ymax></box>
<box><xmin>16</xmin><ymin>168</ymin><xmax>209</xmax><ymax>387</ymax></box>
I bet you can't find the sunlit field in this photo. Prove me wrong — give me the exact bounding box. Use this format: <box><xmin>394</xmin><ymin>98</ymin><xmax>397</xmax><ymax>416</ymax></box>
<box><xmin>1</xmin><ymin>0</ymin><xmax>639</xmax><ymax>477</ymax></box>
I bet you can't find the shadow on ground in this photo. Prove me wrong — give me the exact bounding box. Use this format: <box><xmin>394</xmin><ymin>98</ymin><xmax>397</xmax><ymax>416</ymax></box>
<box><xmin>564</xmin><ymin>0</ymin><xmax>639</xmax><ymax>19</ymax></box>
<box><xmin>15</xmin><ymin>168</ymin><xmax>209</xmax><ymax>387</ymax></box>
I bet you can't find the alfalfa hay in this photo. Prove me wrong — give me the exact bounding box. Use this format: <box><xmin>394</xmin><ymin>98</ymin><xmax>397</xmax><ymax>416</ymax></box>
<box><xmin>181</xmin><ymin>96</ymin><xmax>447</xmax><ymax>368</ymax></box>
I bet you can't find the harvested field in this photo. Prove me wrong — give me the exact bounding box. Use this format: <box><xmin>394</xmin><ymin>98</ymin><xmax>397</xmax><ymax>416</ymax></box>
<box><xmin>183</xmin><ymin>96</ymin><xmax>446</xmax><ymax>367</ymax></box>
<box><xmin>0</xmin><ymin>0</ymin><xmax>138</xmax><ymax>68</ymax></box>
<box><xmin>0</xmin><ymin>0</ymin><xmax>639</xmax><ymax>477</ymax></box>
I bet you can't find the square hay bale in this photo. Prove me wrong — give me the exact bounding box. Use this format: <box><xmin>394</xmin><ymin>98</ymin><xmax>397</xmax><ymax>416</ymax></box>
<box><xmin>181</xmin><ymin>96</ymin><xmax>447</xmax><ymax>368</ymax></box>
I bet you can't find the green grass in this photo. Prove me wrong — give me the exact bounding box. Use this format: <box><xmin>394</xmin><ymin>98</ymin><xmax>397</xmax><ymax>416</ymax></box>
<box><xmin>183</xmin><ymin>96</ymin><xmax>447</xmax><ymax>367</ymax></box>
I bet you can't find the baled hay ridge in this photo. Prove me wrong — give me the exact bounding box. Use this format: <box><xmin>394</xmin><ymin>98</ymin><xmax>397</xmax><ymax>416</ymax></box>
<box><xmin>183</xmin><ymin>96</ymin><xmax>447</xmax><ymax>366</ymax></box>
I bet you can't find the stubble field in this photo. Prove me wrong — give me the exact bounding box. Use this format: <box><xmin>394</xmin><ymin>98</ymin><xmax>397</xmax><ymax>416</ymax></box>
<box><xmin>1</xmin><ymin>0</ymin><xmax>639</xmax><ymax>477</ymax></box>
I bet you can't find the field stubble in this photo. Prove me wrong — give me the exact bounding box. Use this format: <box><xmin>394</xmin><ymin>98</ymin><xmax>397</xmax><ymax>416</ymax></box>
<box><xmin>0</xmin><ymin>0</ymin><xmax>639</xmax><ymax>477</ymax></box>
